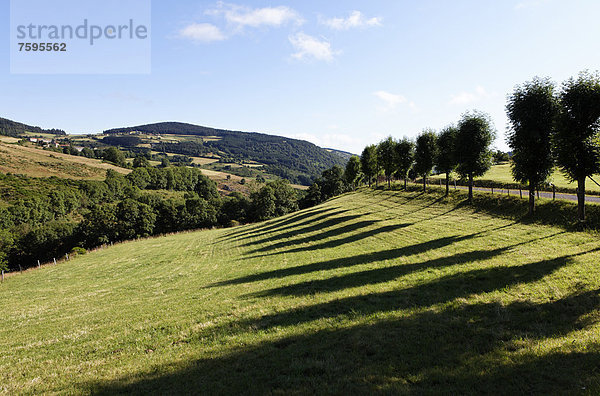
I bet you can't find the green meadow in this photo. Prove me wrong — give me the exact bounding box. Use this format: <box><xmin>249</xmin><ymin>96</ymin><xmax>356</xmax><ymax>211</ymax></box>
<box><xmin>1</xmin><ymin>188</ymin><xmax>600</xmax><ymax>394</ymax></box>
<box><xmin>430</xmin><ymin>162</ymin><xmax>600</xmax><ymax>193</ymax></box>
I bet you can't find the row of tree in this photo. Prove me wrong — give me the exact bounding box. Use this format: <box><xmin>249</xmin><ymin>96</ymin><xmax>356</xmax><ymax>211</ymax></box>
<box><xmin>507</xmin><ymin>71</ymin><xmax>600</xmax><ymax>221</ymax></box>
<box><xmin>352</xmin><ymin>71</ymin><xmax>600</xmax><ymax>223</ymax></box>
<box><xmin>358</xmin><ymin>112</ymin><xmax>495</xmax><ymax>203</ymax></box>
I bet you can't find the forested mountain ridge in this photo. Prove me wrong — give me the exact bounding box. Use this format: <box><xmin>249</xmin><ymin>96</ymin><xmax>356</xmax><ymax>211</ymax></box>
<box><xmin>0</xmin><ymin>117</ymin><xmax>65</xmax><ymax>137</ymax></box>
<box><xmin>104</xmin><ymin>122</ymin><xmax>347</xmax><ymax>185</ymax></box>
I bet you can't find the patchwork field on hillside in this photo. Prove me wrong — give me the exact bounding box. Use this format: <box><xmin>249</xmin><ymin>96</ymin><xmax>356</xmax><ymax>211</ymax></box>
<box><xmin>1</xmin><ymin>189</ymin><xmax>599</xmax><ymax>394</ymax></box>
<box><xmin>0</xmin><ymin>142</ymin><xmax>129</xmax><ymax>180</ymax></box>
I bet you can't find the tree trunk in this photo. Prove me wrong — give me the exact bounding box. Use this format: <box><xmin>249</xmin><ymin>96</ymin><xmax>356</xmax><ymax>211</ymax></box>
<box><xmin>528</xmin><ymin>183</ymin><xmax>535</xmax><ymax>216</ymax></box>
<box><xmin>404</xmin><ymin>178</ymin><xmax>407</xmax><ymax>190</ymax></box>
<box><xmin>468</xmin><ymin>173</ymin><xmax>473</xmax><ymax>203</ymax></box>
<box><xmin>388</xmin><ymin>176</ymin><xmax>391</xmax><ymax>188</ymax></box>
<box><xmin>422</xmin><ymin>176</ymin><xmax>426</xmax><ymax>192</ymax></box>
<box><xmin>578</xmin><ymin>176</ymin><xmax>586</xmax><ymax>223</ymax></box>
<box><xmin>445</xmin><ymin>172</ymin><xmax>450</xmax><ymax>196</ymax></box>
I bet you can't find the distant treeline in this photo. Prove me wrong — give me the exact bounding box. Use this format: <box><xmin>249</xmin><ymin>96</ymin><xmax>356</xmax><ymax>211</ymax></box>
<box><xmin>0</xmin><ymin>117</ymin><xmax>65</xmax><ymax>137</ymax></box>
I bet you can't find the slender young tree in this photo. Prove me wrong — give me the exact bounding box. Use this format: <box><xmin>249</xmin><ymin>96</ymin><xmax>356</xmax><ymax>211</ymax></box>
<box><xmin>506</xmin><ymin>77</ymin><xmax>558</xmax><ymax>215</ymax></box>
<box><xmin>554</xmin><ymin>71</ymin><xmax>600</xmax><ymax>223</ymax></box>
<box><xmin>377</xmin><ymin>136</ymin><xmax>398</xmax><ymax>188</ymax></box>
<box><xmin>395</xmin><ymin>137</ymin><xmax>415</xmax><ymax>190</ymax></box>
<box><xmin>414</xmin><ymin>130</ymin><xmax>438</xmax><ymax>192</ymax></box>
<box><xmin>455</xmin><ymin>111</ymin><xmax>496</xmax><ymax>203</ymax></box>
<box><xmin>344</xmin><ymin>155</ymin><xmax>362</xmax><ymax>190</ymax></box>
<box><xmin>436</xmin><ymin>126</ymin><xmax>458</xmax><ymax>196</ymax></box>
<box><xmin>360</xmin><ymin>145</ymin><xmax>378</xmax><ymax>187</ymax></box>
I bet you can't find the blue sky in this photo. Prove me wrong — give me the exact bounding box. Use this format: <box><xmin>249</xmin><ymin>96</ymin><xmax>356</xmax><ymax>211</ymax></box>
<box><xmin>1</xmin><ymin>0</ymin><xmax>600</xmax><ymax>153</ymax></box>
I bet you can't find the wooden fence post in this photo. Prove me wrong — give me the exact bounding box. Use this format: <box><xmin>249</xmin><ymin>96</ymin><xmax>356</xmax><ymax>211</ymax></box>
<box><xmin>53</xmin><ymin>258</ymin><xmax>57</xmax><ymax>265</ymax></box>
<box><xmin>37</xmin><ymin>260</ymin><xmax>40</xmax><ymax>268</ymax></box>
<box><xmin>553</xmin><ymin>185</ymin><xmax>556</xmax><ymax>200</ymax></box>
<box><xmin>491</xmin><ymin>187</ymin><xmax>494</xmax><ymax>195</ymax></box>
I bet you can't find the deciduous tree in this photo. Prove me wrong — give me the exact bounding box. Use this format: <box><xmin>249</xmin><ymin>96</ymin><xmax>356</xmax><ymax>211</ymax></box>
<box><xmin>554</xmin><ymin>71</ymin><xmax>600</xmax><ymax>222</ymax></box>
<box><xmin>377</xmin><ymin>136</ymin><xmax>397</xmax><ymax>188</ymax></box>
<box><xmin>436</xmin><ymin>126</ymin><xmax>458</xmax><ymax>196</ymax></box>
<box><xmin>360</xmin><ymin>145</ymin><xmax>378</xmax><ymax>187</ymax></box>
<box><xmin>507</xmin><ymin>77</ymin><xmax>558</xmax><ymax>215</ymax></box>
<box><xmin>455</xmin><ymin>111</ymin><xmax>496</xmax><ymax>203</ymax></box>
<box><xmin>414</xmin><ymin>130</ymin><xmax>438</xmax><ymax>192</ymax></box>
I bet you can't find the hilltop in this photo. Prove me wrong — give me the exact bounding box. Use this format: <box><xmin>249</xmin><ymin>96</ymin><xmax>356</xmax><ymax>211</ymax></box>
<box><xmin>0</xmin><ymin>117</ymin><xmax>65</xmax><ymax>137</ymax></box>
<box><xmin>0</xmin><ymin>117</ymin><xmax>350</xmax><ymax>186</ymax></box>
<box><xmin>103</xmin><ymin>121</ymin><xmax>348</xmax><ymax>184</ymax></box>
<box><xmin>1</xmin><ymin>188</ymin><xmax>599</xmax><ymax>394</ymax></box>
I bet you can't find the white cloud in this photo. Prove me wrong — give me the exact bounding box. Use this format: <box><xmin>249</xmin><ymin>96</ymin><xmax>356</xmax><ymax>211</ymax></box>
<box><xmin>289</xmin><ymin>32</ymin><xmax>340</xmax><ymax>62</ymax></box>
<box><xmin>179</xmin><ymin>23</ymin><xmax>226</xmax><ymax>43</ymax></box>
<box><xmin>322</xmin><ymin>11</ymin><xmax>382</xmax><ymax>30</ymax></box>
<box><xmin>373</xmin><ymin>90</ymin><xmax>417</xmax><ymax>112</ymax></box>
<box><xmin>448</xmin><ymin>86</ymin><xmax>492</xmax><ymax>105</ymax></box>
<box><xmin>208</xmin><ymin>2</ymin><xmax>303</xmax><ymax>29</ymax></box>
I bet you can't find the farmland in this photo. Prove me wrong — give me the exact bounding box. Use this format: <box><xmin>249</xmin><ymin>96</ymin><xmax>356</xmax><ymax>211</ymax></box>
<box><xmin>431</xmin><ymin>162</ymin><xmax>600</xmax><ymax>194</ymax></box>
<box><xmin>1</xmin><ymin>188</ymin><xmax>599</xmax><ymax>394</ymax></box>
<box><xmin>0</xmin><ymin>141</ymin><xmax>129</xmax><ymax>180</ymax></box>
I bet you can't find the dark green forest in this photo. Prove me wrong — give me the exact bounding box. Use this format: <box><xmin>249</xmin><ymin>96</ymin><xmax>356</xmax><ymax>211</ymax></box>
<box><xmin>104</xmin><ymin>122</ymin><xmax>347</xmax><ymax>185</ymax></box>
<box><xmin>0</xmin><ymin>117</ymin><xmax>65</xmax><ymax>137</ymax></box>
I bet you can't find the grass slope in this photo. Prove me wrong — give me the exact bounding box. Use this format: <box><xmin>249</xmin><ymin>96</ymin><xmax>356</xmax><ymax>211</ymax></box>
<box><xmin>431</xmin><ymin>162</ymin><xmax>600</xmax><ymax>193</ymax></box>
<box><xmin>0</xmin><ymin>142</ymin><xmax>129</xmax><ymax>180</ymax></box>
<box><xmin>1</xmin><ymin>189</ymin><xmax>600</xmax><ymax>394</ymax></box>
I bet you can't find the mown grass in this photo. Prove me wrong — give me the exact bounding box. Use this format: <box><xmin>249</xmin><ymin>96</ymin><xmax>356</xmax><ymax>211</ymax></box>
<box><xmin>430</xmin><ymin>162</ymin><xmax>600</xmax><ymax>193</ymax></box>
<box><xmin>1</xmin><ymin>188</ymin><xmax>600</xmax><ymax>394</ymax></box>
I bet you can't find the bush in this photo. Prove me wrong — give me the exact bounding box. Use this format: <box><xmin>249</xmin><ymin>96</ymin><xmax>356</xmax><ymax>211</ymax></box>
<box><xmin>70</xmin><ymin>247</ymin><xmax>87</xmax><ymax>256</ymax></box>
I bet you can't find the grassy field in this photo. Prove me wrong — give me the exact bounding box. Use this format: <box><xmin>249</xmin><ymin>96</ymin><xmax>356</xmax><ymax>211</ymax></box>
<box><xmin>1</xmin><ymin>188</ymin><xmax>600</xmax><ymax>394</ymax></box>
<box><xmin>431</xmin><ymin>162</ymin><xmax>600</xmax><ymax>193</ymax></box>
<box><xmin>0</xmin><ymin>142</ymin><xmax>130</xmax><ymax>180</ymax></box>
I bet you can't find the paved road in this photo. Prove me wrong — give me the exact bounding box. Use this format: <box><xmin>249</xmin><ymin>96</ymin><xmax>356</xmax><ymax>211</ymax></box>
<box><xmin>416</xmin><ymin>182</ymin><xmax>600</xmax><ymax>204</ymax></box>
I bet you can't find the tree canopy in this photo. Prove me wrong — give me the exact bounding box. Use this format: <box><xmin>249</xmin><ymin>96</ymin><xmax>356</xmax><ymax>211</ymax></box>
<box><xmin>507</xmin><ymin>77</ymin><xmax>558</xmax><ymax>214</ymax></box>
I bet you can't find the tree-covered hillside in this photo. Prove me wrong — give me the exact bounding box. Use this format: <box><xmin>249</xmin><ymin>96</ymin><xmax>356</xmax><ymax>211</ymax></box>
<box><xmin>104</xmin><ymin>122</ymin><xmax>347</xmax><ymax>185</ymax></box>
<box><xmin>0</xmin><ymin>117</ymin><xmax>65</xmax><ymax>137</ymax></box>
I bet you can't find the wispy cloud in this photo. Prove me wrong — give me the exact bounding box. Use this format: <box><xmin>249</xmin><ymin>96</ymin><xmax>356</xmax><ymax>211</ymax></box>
<box><xmin>179</xmin><ymin>23</ymin><xmax>226</xmax><ymax>43</ymax></box>
<box><xmin>448</xmin><ymin>86</ymin><xmax>493</xmax><ymax>105</ymax></box>
<box><xmin>207</xmin><ymin>2</ymin><xmax>303</xmax><ymax>29</ymax></box>
<box><xmin>289</xmin><ymin>33</ymin><xmax>340</xmax><ymax>62</ymax></box>
<box><xmin>321</xmin><ymin>11</ymin><xmax>382</xmax><ymax>30</ymax></box>
<box><xmin>373</xmin><ymin>90</ymin><xmax>416</xmax><ymax>112</ymax></box>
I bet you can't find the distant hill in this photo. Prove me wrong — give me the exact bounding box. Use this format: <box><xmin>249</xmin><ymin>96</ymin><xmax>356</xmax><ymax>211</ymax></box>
<box><xmin>0</xmin><ymin>117</ymin><xmax>65</xmax><ymax>137</ymax></box>
<box><xmin>104</xmin><ymin>122</ymin><xmax>348</xmax><ymax>185</ymax></box>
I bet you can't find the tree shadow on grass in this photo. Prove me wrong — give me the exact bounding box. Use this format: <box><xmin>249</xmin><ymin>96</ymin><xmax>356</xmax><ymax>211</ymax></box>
<box><xmin>222</xmin><ymin>207</ymin><xmax>347</xmax><ymax>241</ymax></box>
<box><xmin>87</xmin><ymin>287</ymin><xmax>600</xmax><ymax>395</ymax></box>
<box><xmin>253</xmin><ymin>223</ymin><xmax>413</xmax><ymax>257</ymax></box>
<box><xmin>242</xmin><ymin>214</ymin><xmax>365</xmax><ymax>250</ymax></box>
<box><xmin>208</xmin><ymin>234</ymin><xmax>474</xmax><ymax>288</ymax></box>
<box><xmin>239</xmin><ymin>251</ymin><xmax>578</xmax><ymax>330</ymax></box>
<box><xmin>245</xmin><ymin>231</ymin><xmax>568</xmax><ymax>299</ymax></box>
